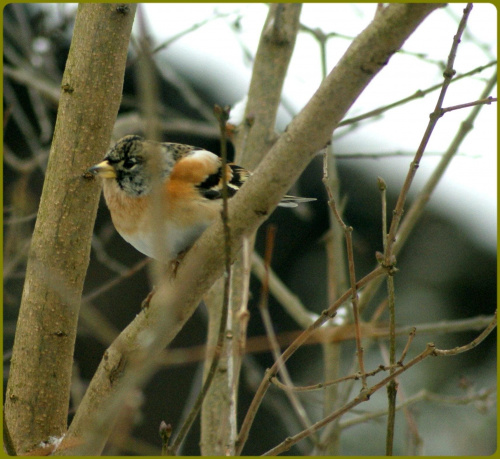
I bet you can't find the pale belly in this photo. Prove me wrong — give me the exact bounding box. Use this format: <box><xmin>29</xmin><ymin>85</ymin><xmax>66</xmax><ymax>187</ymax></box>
<box><xmin>119</xmin><ymin>221</ymin><xmax>211</xmax><ymax>262</ymax></box>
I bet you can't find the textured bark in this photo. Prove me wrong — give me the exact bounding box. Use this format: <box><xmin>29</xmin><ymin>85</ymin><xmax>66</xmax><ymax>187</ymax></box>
<box><xmin>57</xmin><ymin>3</ymin><xmax>442</xmax><ymax>455</ymax></box>
<box><xmin>201</xmin><ymin>4</ymin><xmax>302</xmax><ymax>455</ymax></box>
<box><xmin>4</xmin><ymin>4</ymin><xmax>136</xmax><ymax>454</ymax></box>
<box><xmin>232</xmin><ymin>3</ymin><xmax>303</xmax><ymax>169</ymax></box>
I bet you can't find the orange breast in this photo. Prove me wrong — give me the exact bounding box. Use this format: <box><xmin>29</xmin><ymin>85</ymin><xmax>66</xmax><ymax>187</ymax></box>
<box><xmin>102</xmin><ymin>179</ymin><xmax>149</xmax><ymax>236</ymax></box>
<box><xmin>102</xmin><ymin>175</ymin><xmax>222</xmax><ymax>260</ymax></box>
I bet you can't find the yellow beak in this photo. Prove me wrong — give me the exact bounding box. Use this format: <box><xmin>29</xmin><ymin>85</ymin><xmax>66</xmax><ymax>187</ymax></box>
<box><xmin>88</xmin><ymin>160</ymin><xmax>116</xmax><ymax>179</ymax></box>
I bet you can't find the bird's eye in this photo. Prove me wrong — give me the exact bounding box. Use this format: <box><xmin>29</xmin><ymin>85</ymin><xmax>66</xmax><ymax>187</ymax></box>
<box><xmin>122</xmin><ymin>158</ymin><xmax>137</xmax><ymax>169</ymax></box>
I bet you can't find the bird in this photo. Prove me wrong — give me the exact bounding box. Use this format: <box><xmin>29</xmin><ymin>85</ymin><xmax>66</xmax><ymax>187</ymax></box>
<box><xmin>89</xmin><ymin>135</ymin><xmax>315</xmax><ymax>264</ymax></box>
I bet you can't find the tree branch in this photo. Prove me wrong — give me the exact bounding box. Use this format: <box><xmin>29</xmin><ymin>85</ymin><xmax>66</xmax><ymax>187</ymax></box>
<box><xmin>201</xmin><ymin>5</ymin><xmax>303</xmax><ymax>454</ymax></box>
<box><xmin>58</xmin><ymin>4</ymin><xmax>443</xmax><ymax>455</ymax></box>
<box><xmin>4</xmin><ymin>4</ymin><xmax>136</xmax><ymax>454</ymax></box>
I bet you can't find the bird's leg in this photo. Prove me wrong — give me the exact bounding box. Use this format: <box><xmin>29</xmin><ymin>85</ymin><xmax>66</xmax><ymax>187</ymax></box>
<box><xmin>169</xmin><ymin>248</ymin><xmax>190</xmax><ymax>278</ymax></box>
<box><xmin>141</xmin><ymin>285</ymin><xmax>157</xmax><ymax>309</ymax></box>
<box><xmin>141</xmin><ymin>248</ymin><xmax>191</xmax><ymax>309</ymax></box>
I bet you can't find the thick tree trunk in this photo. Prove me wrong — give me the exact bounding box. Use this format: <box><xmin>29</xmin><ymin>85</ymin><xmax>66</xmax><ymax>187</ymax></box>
<box><xmin>4</xmin><ymin>4</ymin><xmax>136</xmax><ymax>454</ymax></box>
<box><xmin>51</xmin><ymin>3</ymin><xmax>442</xmax><ymax>455</ymax></box>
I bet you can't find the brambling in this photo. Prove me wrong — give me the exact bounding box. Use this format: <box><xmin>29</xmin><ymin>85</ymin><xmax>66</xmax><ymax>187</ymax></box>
<box><xmin>89</xmin><ymin>135</ymin><xmax>315</xmax><ymax>263</ymax></box>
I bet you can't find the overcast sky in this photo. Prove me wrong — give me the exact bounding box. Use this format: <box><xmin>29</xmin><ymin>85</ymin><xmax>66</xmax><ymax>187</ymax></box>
<box><xmin>51</xmin><ymin>3</ymin><xmax>496</xmax><ymax>250</ymax></box>
<box><xmin>136</xmin><ymin>3</ymin><xmax>497</xmax><ymax>251</ymax></box>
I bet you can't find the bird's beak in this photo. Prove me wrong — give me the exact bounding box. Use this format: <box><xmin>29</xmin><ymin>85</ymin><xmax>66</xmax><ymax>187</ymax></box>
<box><xmin>88</xmin><ymin>160</ymin><xmax>116</xmax><ymax>178</ymax></box>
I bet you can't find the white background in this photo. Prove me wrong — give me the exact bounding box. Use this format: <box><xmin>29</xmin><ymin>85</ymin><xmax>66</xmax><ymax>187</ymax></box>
<box><xmin>138</xmin><ymin>3</ymin><xmax>497</xmax><ymax>251</ymax></box>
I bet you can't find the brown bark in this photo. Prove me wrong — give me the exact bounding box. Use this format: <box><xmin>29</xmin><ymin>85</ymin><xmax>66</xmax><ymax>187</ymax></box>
<box><xmin>4</xmin><ymin>4</ymin><xmax>136</xmax><ymax>454</ymax></box>
<box><xmin>200</xmin><ymin>4</ymin><xmax>302</xmax><ymax>455</ymax></box>
<box><xmin>56</xmin><ymin>3</ymin><xmax>443</xmax><ymax>455</ymax></box>
<box><xmin>232</xmin><ymin>3</ymin><xmax>303</xmax><ymax>169</ymax></box>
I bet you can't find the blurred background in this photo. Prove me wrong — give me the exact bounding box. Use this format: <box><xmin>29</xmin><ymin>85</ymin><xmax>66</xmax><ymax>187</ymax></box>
<box><xmin>3</xmin><ymin>3</ymin><xmax>496</xmax><ymax>455</ymax></box>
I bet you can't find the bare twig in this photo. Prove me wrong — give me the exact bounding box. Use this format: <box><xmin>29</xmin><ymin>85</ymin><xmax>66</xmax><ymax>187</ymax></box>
<box><xmin>252</xmin><ymin>252</ymin><xmax>317</xmax><ymax>329</ymax></box>
<box><xmin>339</xmin><ymin>385</ymin><xmax>497</xmax><ymax>430</ymax></box>
<box><xmin>235</xmin><ymin>262</ymin><xmax>387</xmax><ymax>454</ymax></box>
<box><xmin>271</xmin><ymin>364</ymin><xmax>388</xmax><ymax>393</ymax></box>
<box><xmin>82</xmin><ymin>258</ymin><xmax>150</xmax><ymax>303</ymax></box>
<box><xmin>3</xmin><ymin>211</ymin><xmax>38</xmax><ymax>225</ymax></box>
<box><xmin>258</xmin><ymin>226</ymin><xmax>319</xmax><ymax>446</ymax></box>
<box><xmin>323</xmin><ymin>152</ymin><xmax>367</xmax><ymax>390</ymax></box>
<box><xmin>441</xmin><ymin>96</ymin><xmax>497</xmax><ymax>114</ymax></box>
<box><xmin>398</xmin><ymin>327</ymin><xmax>416</xmax><ymax>366</ymax></box>
<box><xmin>384</xmin><ymin>3</ymin><xmax>474</xmax><ymax>265</ymax></box>
<box><xmin>90</xmin><ymin>236</ymin><xmax>130</xmax><ymax>275</ymax></box>
<box><xmin>433</xmin><ymin>310</ymin><xmax>497</xmax><ymax>356</ymax></box>
<box><xmin>338</xmin><ymin>60</ymin><xmax>496</xmax><ymax>128</ymax></box>
<box><xmin>394</xmin><ymin>70</ymin><xmax>497</xmax><ymax>255</ymax></box>
<box><xmin>237</xmin><ymin>237</ymin><xmax>252</xmax><ymax>356</ymax></box>
<box><xmin>152</xmin><ymin>11</ymin><xmax>233</xmax><ymax>55</ymax></box>
<box><xmin>3</xmin><ymin>80</ymin><xmax>47</xmax><ymax>174</ymax></box>
<box><xmin>262</xmin><ymin>310</ymin><xmax>496</xmax><ymax>456</ymax></box>
<box><xmin>332</xmin><ymin>150</ymin><xmax>475</xmax><ymax>160</ymax></box>
<box><xmin>3</xmin><ymin>64</ymin><xmax>60</xmax><ymax>104</ymax></box>
<box><xmin>112</xmin><ymin>112</ymin><xmax>219</xmax><ymax>141</ymax></box>
<box><xmin>152</xmin><ymin>314</ymin><xmax>494</xmax><ymax>368</ymax></box>
<box><xmin>378</xmin><ymin>176</ymin><xmax>397</xmax><ymax>455</ymax></box>
<box><xmin>358</xmin><ymin>71</ymin><xmax>498</xmax><ymax>315</ymax></box>
<box><xmin>262</xmin><ymin>343</ymin><xmax>438</xmax><ymax>455</ymax></box>
<box><xmin>166</xmin><ymin>105</ymin><xmax>233</xmax><ymax>455</ymax></box>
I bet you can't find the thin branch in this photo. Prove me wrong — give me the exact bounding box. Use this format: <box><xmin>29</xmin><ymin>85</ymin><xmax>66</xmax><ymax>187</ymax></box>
<box><xmin>358</xmin><ymin>71</ymin><xmax>498</xmax><ymax>315</ymax></box>
<box><xmin>441</xmin><ymin>96</ymin><xmax>497</xmax><ymax>114</ymax></box>
<box><xmin>394</xmin><ymin>70</ymin><xmax>497</xmax><ymax>255</ymax></box>
<box><xmin>433</xmin><ymin>310</ymin><xmax>497</xmax><ymax>356</ymax></box>
<box><xmin>3</xmin><ymin>80</ymin><xmax>47</xmax><ymax>174</ymax></box>
<box><xmin>60</xmin><ymin>5</ymin><xmax>443</xmax><ymax>454</ymax></box>
<box><xmin>112</xmin><ymin>112</ymin><xmax>219</xmax><ymax>141</ymax></box>
<box><xmin>81</xmin><ymin>258</ymin><xmax>150</xmax><ymax>303</ymax></box>
<box><xmin>236</xmin><ymin>238</ymin><xmax>252</xmax><ymax>361</ymax></box>
<box><xmin>398</xmin><ymin>327</ymin><xmax>416</xmax><ymax>366</ymax></box>
<box><xmin>332</xmin><ymin>150</ymin><xmax>476</xmax><ymax>160</ymax></box>
<box><xmin>251</xmin><ymin>252</ymin><xmax>317</xmax><ymax>329</ymax></box>
<box><xmin>166</xmin><ymin>105</ymin><xmax>233</xmax><ymax>455</ymax></box>
<box><xmin>262</xmin><ymin>313</ymin><xmax>497</xmax><ymax>455</ymax></box>
<box><xmin>323</xmin><ymin>152</ymin><xmax>367</xmax><ymax>389</ymax></box>
<box><xmin>270</xmin><ymin>364</ymin><xmax>388</xmax><ymax>393</ymax></box>
<box><xmin>3</xmin><ymin>64</ymin><xmax>60</xmax><ymax>104</ymax></box>
<box><xmin>78</xmin><ymin>301</ymin><xmax>121</xmax><ymax>347</ymax></box>
<box><xmin>235</xmin><ymin>263</ymin><xmax>387</xmax><ymax>454</ymax></box>
<box><xmin>151</xmin><ymin>11</ymin><xmax>233</xmax><ymax>55</ymax></box>
<box><xmin>2</xmin><ymin>144</ymin><xmax>48</xmax><ymax>175</ymax></box>
<box><xmin>339</xmin><ymin>385</ymin><xmax>497</xmax><ymax>430</ymax></box>
<box><xmin>258</xmin><ymin>226</ymin><xmax>319</xmax><ymax>447</ymax></box>
<box><xmin>3</xmin><ymin>211</ymin><xmax>38</xmax><ymax>225</ymax></box>
<box><xmin>384</xmin><ymin>3</ymin><xmax>474</xmax><ymax>264</ymax></box>
<box><xmin>377</xmin><ymin>341</ymin><xmax>423</xmax><ymax>455</ymax></box>
<box><xmin>90</xmin><ymin>236</ymin><xmax>129</xmax><ymax>275</ymax></box>
<box><xmin>338</xmin><ymin>60</ymin><xmax>496</xmax><ymax>128</ymax></box>
<box><xmin>379</xmin><ymin>175</ymin><xmax>397</xmax><ymax>455</ymax></box>
<box><xmin>262</xmin><ymin>343</ymin><xmax>438</xmax><ymax>456</ymax></box>
<box><xmin>152</xmin><ymin>314</ymin><xmax>494</xmax><ymax>368</ymax></box>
